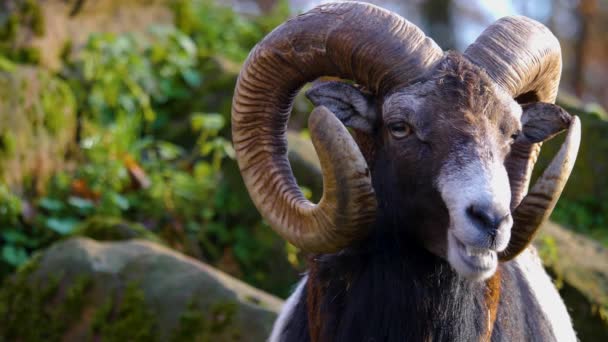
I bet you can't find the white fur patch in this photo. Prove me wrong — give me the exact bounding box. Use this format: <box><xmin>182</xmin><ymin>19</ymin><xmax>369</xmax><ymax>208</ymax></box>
<box><xmin>439</xmin><ymin>157</ymin><xmax>512</xmax><ymax>246</ymax></box>
<box><xmin>514</xmin><ymin>248</ymin><xmax>577</xmax><ymax>341</ymax></box>
<box><xmin>268</xmin><ymin>276</ymin><xmax>308</xmax><ymax>342</ymax></box>
<box><xmin>439</xmin><ymin>154</ymin><xmax>512</xmax><ymax>280</ymax></box>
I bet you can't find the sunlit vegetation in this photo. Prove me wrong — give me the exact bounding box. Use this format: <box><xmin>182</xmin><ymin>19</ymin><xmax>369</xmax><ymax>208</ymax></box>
<box><xmin>0</xmin><ymin>0</ymin><xmax>301</xmax><ymax>297</ymax></box>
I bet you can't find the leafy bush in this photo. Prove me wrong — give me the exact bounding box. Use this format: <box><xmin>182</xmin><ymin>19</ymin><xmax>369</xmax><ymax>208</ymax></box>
<box><xmin>72</xmin><ymin>27</ymin><xmax>200</xmax><ymax>126</ymax></box>
<box><xmin>1</xmin><ymin>1</ymin><xmax>300</xmax><ymax>296</ymax></box>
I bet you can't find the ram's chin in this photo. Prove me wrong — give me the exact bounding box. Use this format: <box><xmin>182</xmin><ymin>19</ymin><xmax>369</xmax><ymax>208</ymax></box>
<box><xmin>447</xmin><ymin>232</ymin><xmax>497</xmax><ymax>281</ymax></box>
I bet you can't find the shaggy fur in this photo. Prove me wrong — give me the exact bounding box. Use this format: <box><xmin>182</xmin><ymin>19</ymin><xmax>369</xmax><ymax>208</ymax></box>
<box><xmin>277</xmin><ymin>245</ymin><xmax>559</xmax><ymax>341</ymax></box>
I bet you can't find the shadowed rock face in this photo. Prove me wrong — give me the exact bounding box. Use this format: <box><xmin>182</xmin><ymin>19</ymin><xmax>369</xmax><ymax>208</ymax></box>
<box><xmin>0</xmin><ymin>238</ymin><xmax>283</xmax><ymax>341</ymax></box>
<box><xmin>534</xmin><ymin>221</ymin><xmax>608</xmax><ymax>341</ymax></box>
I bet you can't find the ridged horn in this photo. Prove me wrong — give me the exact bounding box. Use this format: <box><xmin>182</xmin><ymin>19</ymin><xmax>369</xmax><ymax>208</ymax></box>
<box><xmin>499</xmin><ymin>115</ymin><xmax>580</xmax><ymax>261</ymax></box>
<box><xmin>464</xmin><ymin>16</ymin><xmax>562</xmax><ymax>102</ymax></box>
<box><xmin>231</xmin><ymin>2</ymin><xmax>443</xmax><ymax>253</ymax></box>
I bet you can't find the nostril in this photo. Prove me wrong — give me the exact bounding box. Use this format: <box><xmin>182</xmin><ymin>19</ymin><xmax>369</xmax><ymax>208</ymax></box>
<box><xmin>466</xmin><ymin>203</ymin><xmax>507</xmax><ymax>233</ymax></box>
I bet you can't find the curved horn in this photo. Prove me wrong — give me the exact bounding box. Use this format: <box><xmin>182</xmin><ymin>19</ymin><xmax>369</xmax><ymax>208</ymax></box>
<box><xmin>232</xmin><ymin>2</ymin><xmax>443</xmax><ymax>253</ymax></box>
<box><xmin>506</xmin><ymin>102</ymin><xmax>572</xmax><ymax>209</ymax></box>
<box><xmin>499</xmin><ymin>116</ymin><xmax>580</xmax><ymax>261</ymax></box>
<box><xmin>464</xmin><ymin>15</ymin><xmax>561</xmax><ymax>103</ymax></box>
<box><xmin>505</xmin><ymin>142</ymin><xmax>541</xmax><ymax>209</ymax></box>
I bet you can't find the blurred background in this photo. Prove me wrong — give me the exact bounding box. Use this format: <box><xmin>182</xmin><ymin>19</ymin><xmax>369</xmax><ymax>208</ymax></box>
<box><xmin>0</xmin><ymin>0</ymin><xmax>606</xmax><ymax>340</ymax></box>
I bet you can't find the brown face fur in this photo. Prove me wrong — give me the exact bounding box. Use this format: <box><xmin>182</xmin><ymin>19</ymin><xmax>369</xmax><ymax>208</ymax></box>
<box><xmin>381</xmin><ymin>54</ymin><xmax>521</xmax><ymax>164</ymax></box>
<box><xmin>373</xmin><ymin>53</ymin><xmax>522</xmax><ymax>278</ymax></box>
<box><xmin>307</xmin><ymin>52</ymin><xmax>523</xmax><ymax>279</ymax></box>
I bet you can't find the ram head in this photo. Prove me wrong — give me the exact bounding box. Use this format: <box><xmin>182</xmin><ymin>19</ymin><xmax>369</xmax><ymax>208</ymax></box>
<box><xmin>231</xmin><ymin>2</ymin><xmax>580</xmax><ymax>280</ymax></box>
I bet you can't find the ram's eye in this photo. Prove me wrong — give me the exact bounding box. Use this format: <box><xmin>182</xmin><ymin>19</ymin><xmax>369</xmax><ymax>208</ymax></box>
<box><xmin>388</xmin><ymin>122</ymin><xmax>412</xmax><ymax>139</ymax></box>
<box><xmin>509</xmin><ymin>131</ymin><xmax>521</xmax><ymax>144</ymax></box>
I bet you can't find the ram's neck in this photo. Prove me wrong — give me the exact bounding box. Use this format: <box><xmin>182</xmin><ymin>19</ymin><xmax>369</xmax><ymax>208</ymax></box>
<box><xmin>305</xmin><ymin>231</ymin><xmax>501</xmax><ymax>341</ymax></box>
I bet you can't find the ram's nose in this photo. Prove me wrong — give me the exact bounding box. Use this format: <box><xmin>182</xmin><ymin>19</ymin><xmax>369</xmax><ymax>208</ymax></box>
<box><xmin>466</xmin><ymin>201</ymin><xmax>512</xmax><ymax>247</ymax></box>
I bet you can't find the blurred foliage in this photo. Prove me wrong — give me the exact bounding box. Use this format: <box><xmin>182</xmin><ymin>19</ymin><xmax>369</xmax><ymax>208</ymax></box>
<box><xmin>0</xmin><ymin>0</ymin><xmax>44</xmax><ymax>64</ymax></box>
<box><xmin>0</xmin><ymin>0</ymin><xmax>300</xmax><ymax>297</ymax></box>
<box><xmin>546</xmin><ymin>100</ymin><xmax>608</xmax><ymax>247</ymax></box>
<box><xmin>552</xmin><ymin>197</ymin><xmax>608</xmax><ymax>247</ymax></box>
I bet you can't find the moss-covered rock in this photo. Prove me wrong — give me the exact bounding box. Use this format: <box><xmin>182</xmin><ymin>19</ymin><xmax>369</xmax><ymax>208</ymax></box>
<box><xmin>0</xmin><ymin>65</ymin><xmax>76</xmax><ymax>193</ymax></box>
<box><xmin>90</xmin><ymin>282</ymin><xmax>159</xmax><ymax>342</ymax></box>
<box><xmin>535</xmin><ymin>221</ymin><xmax>608</xmax><ymax>341</ymax></box>
<box><xmin>0</xmin><ymin>237</ymin><xmax>282</xmax><ymax>341</ymax></box>
<box><xmin>71</xmin><ymin>216</ymin><xmax>162</xmax><ymax>243</ymax></box>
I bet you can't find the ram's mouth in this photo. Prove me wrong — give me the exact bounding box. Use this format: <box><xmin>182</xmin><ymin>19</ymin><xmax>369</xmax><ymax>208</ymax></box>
<box><xmin>454</xmin><ymin>236</ymin><xmax>496</xmax><ymax>270</ymax></box>
<box><xmin>448</xmin><ymin>231</ymin><xmax>497</xmax><ymax>280</ymax></box>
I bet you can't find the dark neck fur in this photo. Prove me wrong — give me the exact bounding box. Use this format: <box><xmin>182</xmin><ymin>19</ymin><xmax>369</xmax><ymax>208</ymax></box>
<box><xmin>305</xmin><ymin>227</ymin><xmax>495</xmax><ymax>342</ymax></box>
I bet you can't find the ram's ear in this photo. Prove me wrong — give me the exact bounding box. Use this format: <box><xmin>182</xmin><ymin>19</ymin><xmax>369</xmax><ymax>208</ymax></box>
<box><xmin>305</xmin><ymin>81</ymin><xmax>378</xmax><ymax>134</ymax></box>
<box><xmin>520</xmin><ymin>102</ymin><xmax>571</xmax><ymax>143</ymax></box>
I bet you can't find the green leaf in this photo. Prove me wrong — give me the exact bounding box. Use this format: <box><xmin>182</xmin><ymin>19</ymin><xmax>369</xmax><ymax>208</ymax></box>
<box><xmin>0</xmin><ymin>55</ymin><xmax>16</xmax><ymax>72</ymax></box>
<box><xmin>45</xmin><ymin>217</ymin><xmax>79</xmax><ymax>235</ymax></box>
<box><xmin>176</xmin><ymin>32</ymin><xmax>197</xmax><ymax>56</ymax></box>
<box><xmin>1</xmin><ymin>229</ymin><xmax>29</xmax><ymax>244</ymax></box>
<box><xmin>157</xmin><ymin>141</ymin><xmax>184</xmax><ymax>160</ymax></box>
<box><xmin>68</xmin><ymin>196</ymin><xmax>95</xmax><ymax>212</ymax></box>
<box><xmin>182</xmin><ymin>69</ymin><xmax>201</xmax><ymax>87</ymax></box>
<box><xmin>223</xmin><ymin>142</ymin><xmax>235</xmax><ymax>159</ymax></box>
<box><xmin>110</xmin><ymin>192</ymin><xmax>130</xmax><ymax>211</ymax></box>
<box><xmin>193</xmin><ymin>162</ymin><xmax>212</xmax><ymax>178</ymax></box>
<box><xmin>191</xmin><ymin>113</ymin><xmax>225</xmax><ymax>132</ymax></box>
<box><xmin>300</xmin><ymin>186</ymin><xmax>312</xmax><ymax>200</ymax></box>
<box><xmin>39</xmin><ymin>197</ymin><xmax>64</xmax><ymax>212</ymax></box>
<box><xmin>1</xmin><ymin>245</ymin><xmax>28</xmax><ymax>267</ymax></box>
<box><xmin>200</xmin><ymin>142</ymin><xmax>213</xmax><ymax>156</ymax></box>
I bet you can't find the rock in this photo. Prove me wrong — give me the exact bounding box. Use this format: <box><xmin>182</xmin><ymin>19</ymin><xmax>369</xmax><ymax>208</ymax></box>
<box><xmin>0</xmin><ymin>237</ymin><xmax>283</xmax><ymax>341</ymax></box>
<box><xmin>70</xmin><ymin>216</ymin><xmax>162</xmax><ymax>243</ymax></box>
<box><xmin>535</xmin><ymin>221</ymin><xmax>608</xmax><ymax>340</ymax></box>
<box><xmin>0</xmin><ymin>65</ymin><xmax>76</xmax><ymax>193</ymax></box>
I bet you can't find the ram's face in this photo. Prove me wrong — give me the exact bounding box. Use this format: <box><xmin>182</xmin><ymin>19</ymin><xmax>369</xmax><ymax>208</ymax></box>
<box><xmin>379</xmin><ymin>58</ymin><xmax>522</xmax><ymax>280</ymax></box>
<box><xmin>306</xmin><ymin>57</ymin><xmax>522</xmax><ymax>280</ymax></box>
